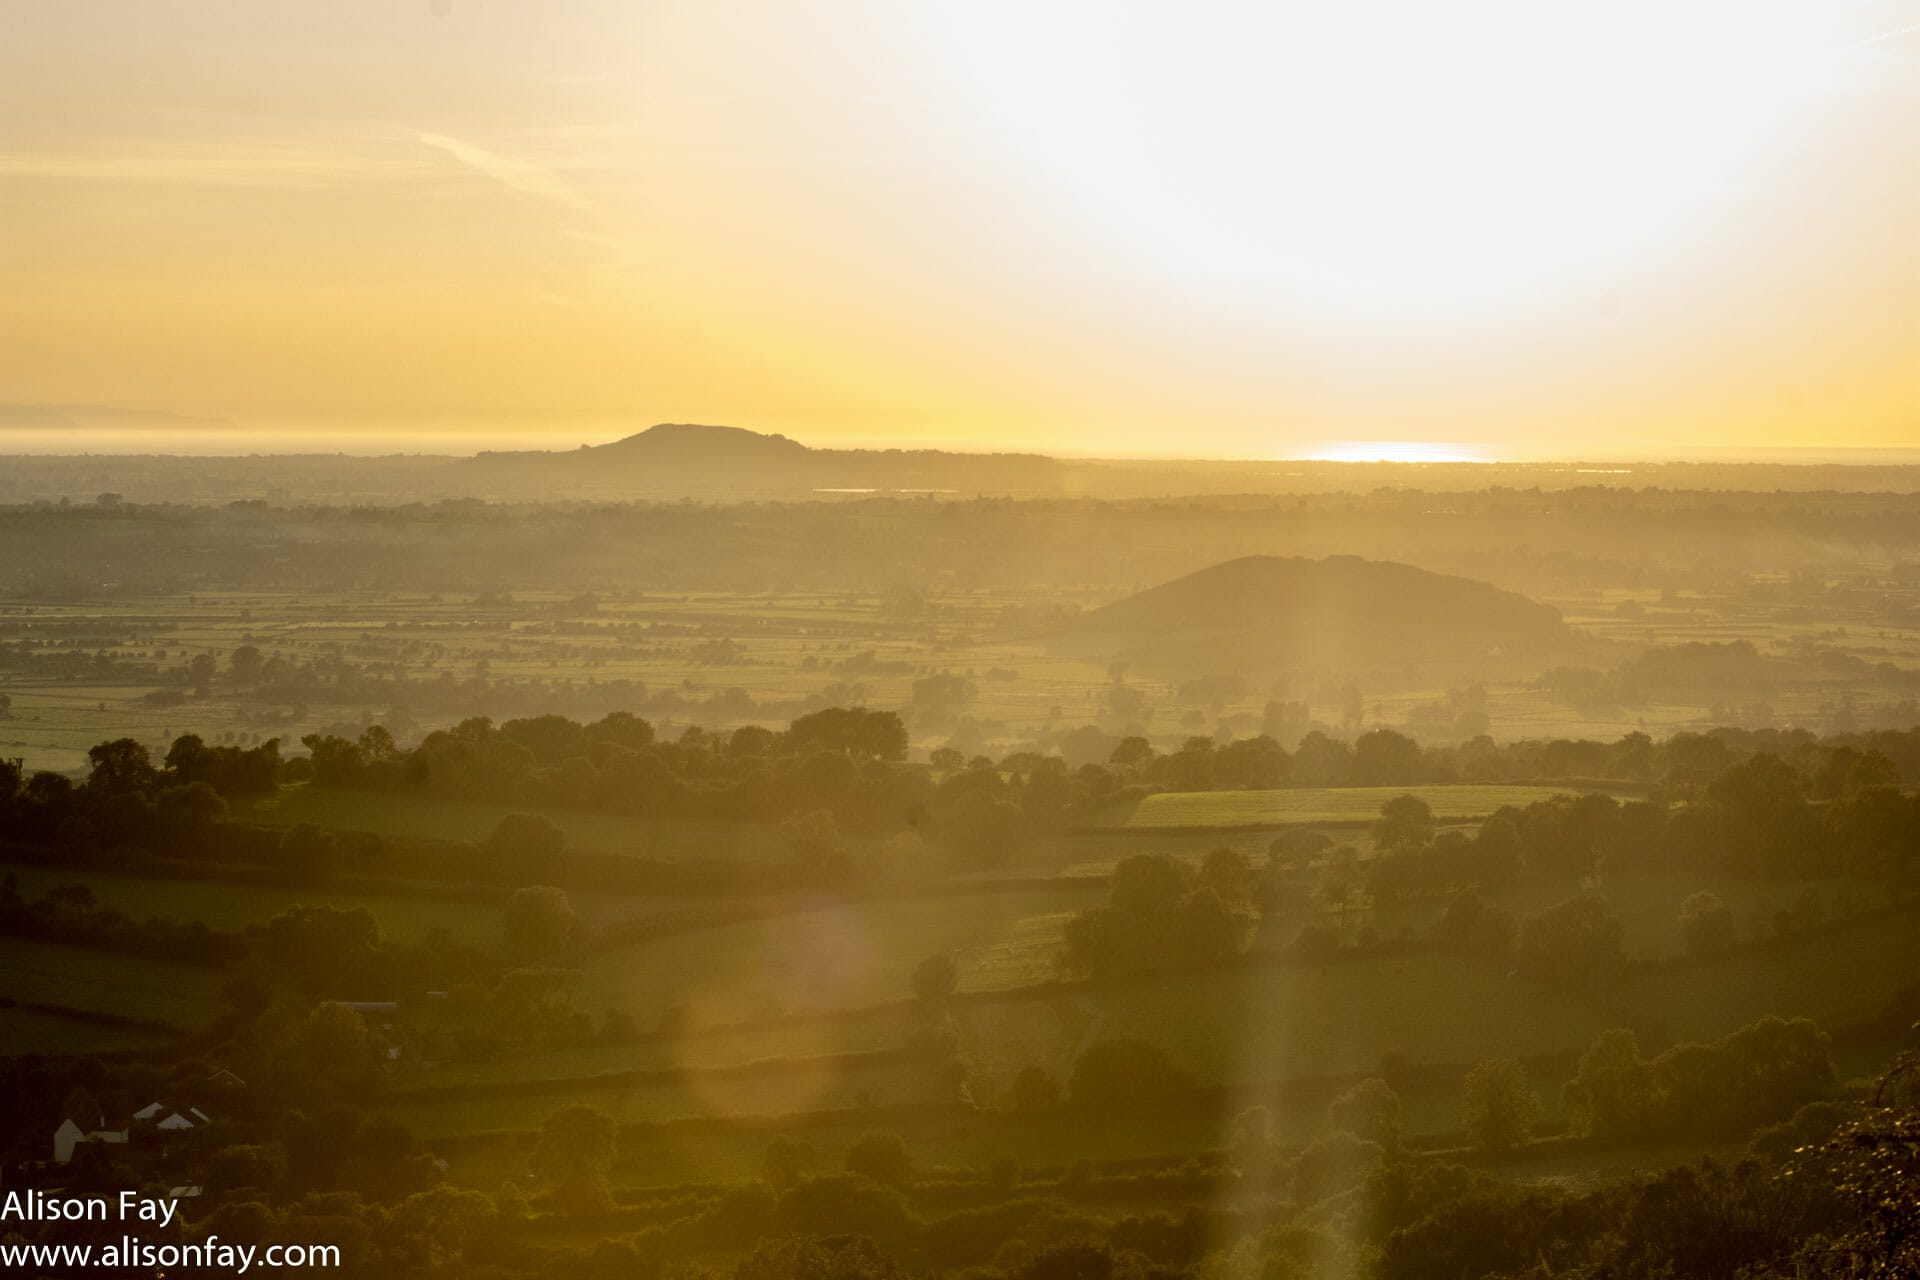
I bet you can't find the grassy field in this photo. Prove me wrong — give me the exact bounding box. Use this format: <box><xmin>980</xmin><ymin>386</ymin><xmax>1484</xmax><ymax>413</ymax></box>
<box><xmin>956</xmin><ymin>910</ymin><xmax>1920</xmax><ymax>1100</ymax></box>
<box><xmin>1114</xmin><ymin>784</ymin><xmax>1611</xmax><ymax>830</ymax></box>
<box><xmin>401</xmin><ymin>899</ymin><xmax>1917</xmax><ymax>1186</ymax></box>
<box><xmin>427</xmin><ymin>1036</ymin><xmax>1915</xmax><ymax>1194</ymax></box>
<box><xmin>0</xmin><ymin>1005</ymin><xmax>179</xmax><ymax>1055</ymax></box>
<box><xmin>10</xmin><ymin>579</ymin><xmax>1916</xmax><ymax>788</ymax></box>
<box><xmin>387</xmin><ymin>1053</ymin><xmax>939</xmax><ymax>1141</ymax></box>
<box><xmin>234</xmin><ymin>785</ymin><xmax>797</xmax><ymax>864</ymax></box>
<box><xmin>0</xmin><ymin>935</ymin><xmax>228</xmax><ymax>1032</ymax></box>
<box><xmin>574</xmin><ymin>887</ymin><xmax>1096</xmax><ymax>1028</ymax></box>
<box><xmin>0</xmin><ymin>863</ymin><xmax>692</xmax><ymax>942</ymax></box>
<box><xmin>1255</xmin><ymin>867</ymin><xmax>1893</xmax><ymax>963</ymax></box>
<box><xmin>408</xmin><ymin>1008</ymin><xmax>916</xmax><ymax>1090</ymax></box>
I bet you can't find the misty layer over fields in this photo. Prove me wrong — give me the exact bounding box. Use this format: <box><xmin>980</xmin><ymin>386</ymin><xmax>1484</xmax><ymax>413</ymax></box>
<box><xmin>1</xmin><ymin>434</ymin><xmax>1917</xmax><ymax>1278</ymax></box>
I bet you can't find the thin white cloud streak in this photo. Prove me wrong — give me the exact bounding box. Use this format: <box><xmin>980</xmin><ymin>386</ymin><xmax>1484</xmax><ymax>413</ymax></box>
<box><xmin>414</xmin><ymin>130</ymin><xmax>608</xmax><ymax>218</ymax></box>
<box><xmin>1859</xmin><ymin>19</ymin><xmax>1920</xmax><ymax>45</ymax></box>
<box><xmin>411</xmin><ymin>130</ymin><xmax>640</xmax><ymax>299</ymax></box>
<box><xmin>0</xmin><ymin>147</ymin><xmax>438</xmax><ymax>188</ymax></box>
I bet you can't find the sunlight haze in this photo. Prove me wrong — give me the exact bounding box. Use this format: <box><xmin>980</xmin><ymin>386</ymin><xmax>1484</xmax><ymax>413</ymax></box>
<box><xmin>2</xmin><ymin>0</ymin><xmax>1916</xmax><ymax>455</ymax></box>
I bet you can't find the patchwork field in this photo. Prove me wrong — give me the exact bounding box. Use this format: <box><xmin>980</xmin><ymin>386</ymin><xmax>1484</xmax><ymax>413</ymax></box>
<box><xmin>388</xmin><ymin>904</ymin><xmax>1918</xmax><ymax>1180</ymax></box>
<box><xmin>1114</xmin><ymin>784</ymin><xmax>1620</xmax><ymax>829</ymax></box>
<box><xmin>574</xmin><ymin>887</ymin><xmax>1096</xmax><ymax>1028</ymax></box>
<box><xmin>1257</xmin><ymin>866</ymin><xmax>1894</xmax><ymax>962</ymax></box>
<box><xmin>234</xmin><ymin>786</ymin><xmax>798</xmax><ymax>864</ymax></box>
<box><xmin>959</xmin><ymin>911</ymin><xmax>1920</xmax><ymax>1100</ymax></box>
<box><xmin>0</xmin><ymin>935</ymin><xmax>228</xmax><ymax>1033</ymax></box>
<box><xmin>387</xmin><ymin>1053</ymin><xmax>939</xmax><ymax>1141</ymax></box>
<box><xmin>0</xmin><ymin>863</ymin><xmax>697</xmax><ymax>941</ymax></box>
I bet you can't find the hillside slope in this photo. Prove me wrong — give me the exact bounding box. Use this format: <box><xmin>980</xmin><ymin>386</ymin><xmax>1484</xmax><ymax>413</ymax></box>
<box><xmin>1069</xmin><ymin>555</ymin><xmax>1568</xmax><ymax>666</ymax></box>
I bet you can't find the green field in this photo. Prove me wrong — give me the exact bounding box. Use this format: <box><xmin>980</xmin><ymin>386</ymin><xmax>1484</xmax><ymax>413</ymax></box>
<box><xmin>574</xmin><ymin>887</ymin><xmax>1096</xmax><ymax>1028</ymax></box>
<box><xmin>0</xmin><ymin>863</ymin><xmax>693</xmax><ymax>943</ymax></box>
<box><xmin>235</xmin><ymin>785</ymin><xmax>797</xmax><ymax>864</ymax></box>
<box><xmin>1116</xmin><ymin>784</ymin><xmax>1611</xmax><ymax>829</ymax></box>
<box><xmin>408</xmin><ymin>1006</ymin><xmax>916</xmax><ymax>1091</ymax></box>
<box><xmin>0</xmin><ymin>1005</ymin><xmax>179</xmax><ymax>1055</ymax></box>
<box><xmin>957</xmin><ymin>910</ymin><xmax>1920</xmax><ymax>1100</ymax></box>
<box><xmin>387</xmin><ymin>1053</ymin><xmax>939</xmax><ymax>1140</ymax></box>
<box><xmin>0</xmin><ymin>935</ymin><xmax>227</xmax><ymax>1033</ymax></box>
<box><xmin>1256</xmin><ymin>867</ymin><xmax>1892</xmax><ymax>963</ymax></box>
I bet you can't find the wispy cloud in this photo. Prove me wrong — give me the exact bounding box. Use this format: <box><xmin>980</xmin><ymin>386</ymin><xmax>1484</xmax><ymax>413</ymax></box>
<box><xmin>412</xmin><ymin>130</ymin><xmax>639</xmax><ymax>299</ymax></box>
<box><xmin>414</xmin><ymin>130</ymin><xmax>607</xmax><ymax>217</ymax></box>
<box><xmin>0</xmin><ymin>145</ymin><xmax>435</xmax><ymax>188</ymax></box>
<box><xmin>1859</xmin><ymin>19</ymin><xmax>1920</xmax><ymax>47</ymax></box>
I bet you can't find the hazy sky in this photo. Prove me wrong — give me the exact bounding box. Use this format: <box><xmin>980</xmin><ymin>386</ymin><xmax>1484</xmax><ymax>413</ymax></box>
<box><xmin>2</xmin><ymin>0</ymin><xmax>1916</xmax><ymax>457</ymax></box>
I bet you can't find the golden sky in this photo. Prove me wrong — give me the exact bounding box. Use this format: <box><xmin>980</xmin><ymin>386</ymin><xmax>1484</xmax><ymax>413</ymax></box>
<box><xmin>1</xmin><ymin>0</ymin><xmax>1916</xmax><ymax>457</ymax></box>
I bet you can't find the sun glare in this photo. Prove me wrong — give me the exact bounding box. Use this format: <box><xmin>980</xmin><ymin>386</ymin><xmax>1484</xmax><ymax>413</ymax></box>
<box><xmin>935</xmin><ymin>1</ymin><xmax>1848</xmax><ymax>316</ymax></box>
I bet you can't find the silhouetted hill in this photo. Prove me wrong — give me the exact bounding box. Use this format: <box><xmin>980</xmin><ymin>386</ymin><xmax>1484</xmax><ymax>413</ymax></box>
<box><xmin>592</xmin><ymin>422</ymin><xmax>812</xmax><ymax>466</ymax></box>
<box><xmin>1069</xmin><ymin>555</ymin><xmax>1568</xmax><ymax>666</ymax></box>
<box><xmin>454</xmin><ymin>422</ymin><xmax>1068</xmax><ymax>494</ymax></box>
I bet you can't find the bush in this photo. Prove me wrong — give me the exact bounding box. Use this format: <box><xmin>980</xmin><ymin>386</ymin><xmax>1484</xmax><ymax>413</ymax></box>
<box><xmin>1679</xmin><ymin>891</ymin><xmax>1735</xmax><ymax>957</ymax></box>
<box><xmin>1464</xmin><ymin>1059</ymin><xmax>1539</xmax><ymax>1154</ymax></box>
<box><xmin>845</xmin><ymin>1130</ymin><xmax>913</xmax><ymax>1187</ymax></box>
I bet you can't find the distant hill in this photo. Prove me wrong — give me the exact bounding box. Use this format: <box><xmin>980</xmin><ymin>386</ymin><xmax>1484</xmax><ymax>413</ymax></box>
<box><xmin>1069</xmin><ymin>555</ymin><xmax>1568</xmax><ymax>666</ymax></box>
<box><xmin>453</xmin><ymin>422</ymin><xmax>1069</xmax><ymax>494</ymax></box>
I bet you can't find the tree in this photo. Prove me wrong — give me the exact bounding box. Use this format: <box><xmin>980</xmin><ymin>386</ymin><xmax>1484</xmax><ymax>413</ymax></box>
<box><xmin>1317</xmin><ymin>846</ymin><xmax>1365</xmax><ymax>929</ymax></box>
<box><xmin>1373</xmin><ymin>794</ymin><xmax>1435</xmax><ymax>853</ymax></box>
<box><xmin>204</xmin><ymin>1144</ymin><xmax>286</xmax><ymax>1196</ymax></box>
<box><xmin>1562</xmin><ymin>1028</ymin><xmax>1653</xmax><ymax>1140</ymax></box>
<box><xmin>1330</xmin><ymin>1077</ymin><xmax>1402</xmax><ymax>1149</ymax></box>
<box><xmin>230</xmin><ymin>644</ymin><xmax>264</xmax><ymax>685</ymax></box>
<box><xmin>1470</xmin><ymin>814</ymin><xmax>1523</xmax><ymax>882</ymax></box>
<box><xmin>785</xmin><ymin>708</ymin><xmax>908</xmax><ymax>761</ymax></box>
<box><xmin>1437</xmin><ymin>888</ymin><xmax>1515</xmax><ymax>958</ymax></box>
<box><xmin>86</xmin><ymin>737</ymin><xmax>156</xmax><ymax>794</ymax></box>
<box><xmin>1707</xmin><ymin>752</ymin><xmax>1823</xmax><ymax>874</ymax></box>
<box><xmin>844</xmin><ymin>1130</ymin><xmax>912</xmax><ymax>1187</ymax></box>
<box><xmin>1351</xmin><ymin>728</ymin><xmax>1424</xmax><ymax>785</ymax></box>
<box><xmin>1678</xmin><ymin>891</ymin><xmax>1735</xmax><ymax>957</ymax></box>
<box><xmin>387</xmin><ymin>1186</ymin><xmax>495</xmax><ymax>1274</ymax></box>
<box><xmin>1464</xmin><ymin>1058</ymin><xmax>1539</xmax><ymax>1154</ymax></box>
<box><xmin>761</xmin><ymin>1135</ymin><xmax>814</xmax><ymax>1191</ymax></box>
<box><xmin>910</xmin><ymin>952</ymin><xmax>958</xmax><ymax>1003</ymax></box>
<box><xmin>780</xmin><ymin>808</ymin><xmax>847</xmax><ymax>872</ymax></box>
<box><xmin>258</xmin><ymin>904</ymin><xmax>382</xmax><ymax>993</ymax></box>
<box><xmin>911</xmin><ymin>672</ymin><xmax>977</xmax><ymax>708</ymax></box>
<box><xmin>489</xmin><ymin>967</ymin><xmax>584</xmax><ymax>1045</ymax></box>
<box><xmin>934</xmin><ymin>790</ymin><xmax>1029</xmax><ymax>866</ymax></box>
<box><xmin>504</xmin><ymin>886</ymin><xmax>579</xmax><ymax>959</ymax></box>
<box><xmin>299</xmin><ymin>1002</ymin><xmax>382</xmax><ymax>1094</ymax></box>
<box><xmin>154</xmin><ymin>779</ymin><xmax>228</xmax><ymax>845</ymax></box>
<box><xmin>1515</xmin><ymin>895</ymin><xmax>1625</xmax><ymax>989</ymax></box>
<box><xmin>530</xmin><ymin>1105</ymin><xmax>614</xmax><ymax>1213</ymax></box>
<box><xmin>1199</xmin><ymin>846</ymin><xmax>1255</xmax><ymax>906</ymax></box>
<box><xmin>1168</xmin><ymin>886</ymin><xmax>1247</xmax><ymax>966</ymax></box>
<box><xmin>735</xmin><ymin>1234</ymin><xmax>902</xmax><ymax>1280</ymax></box>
